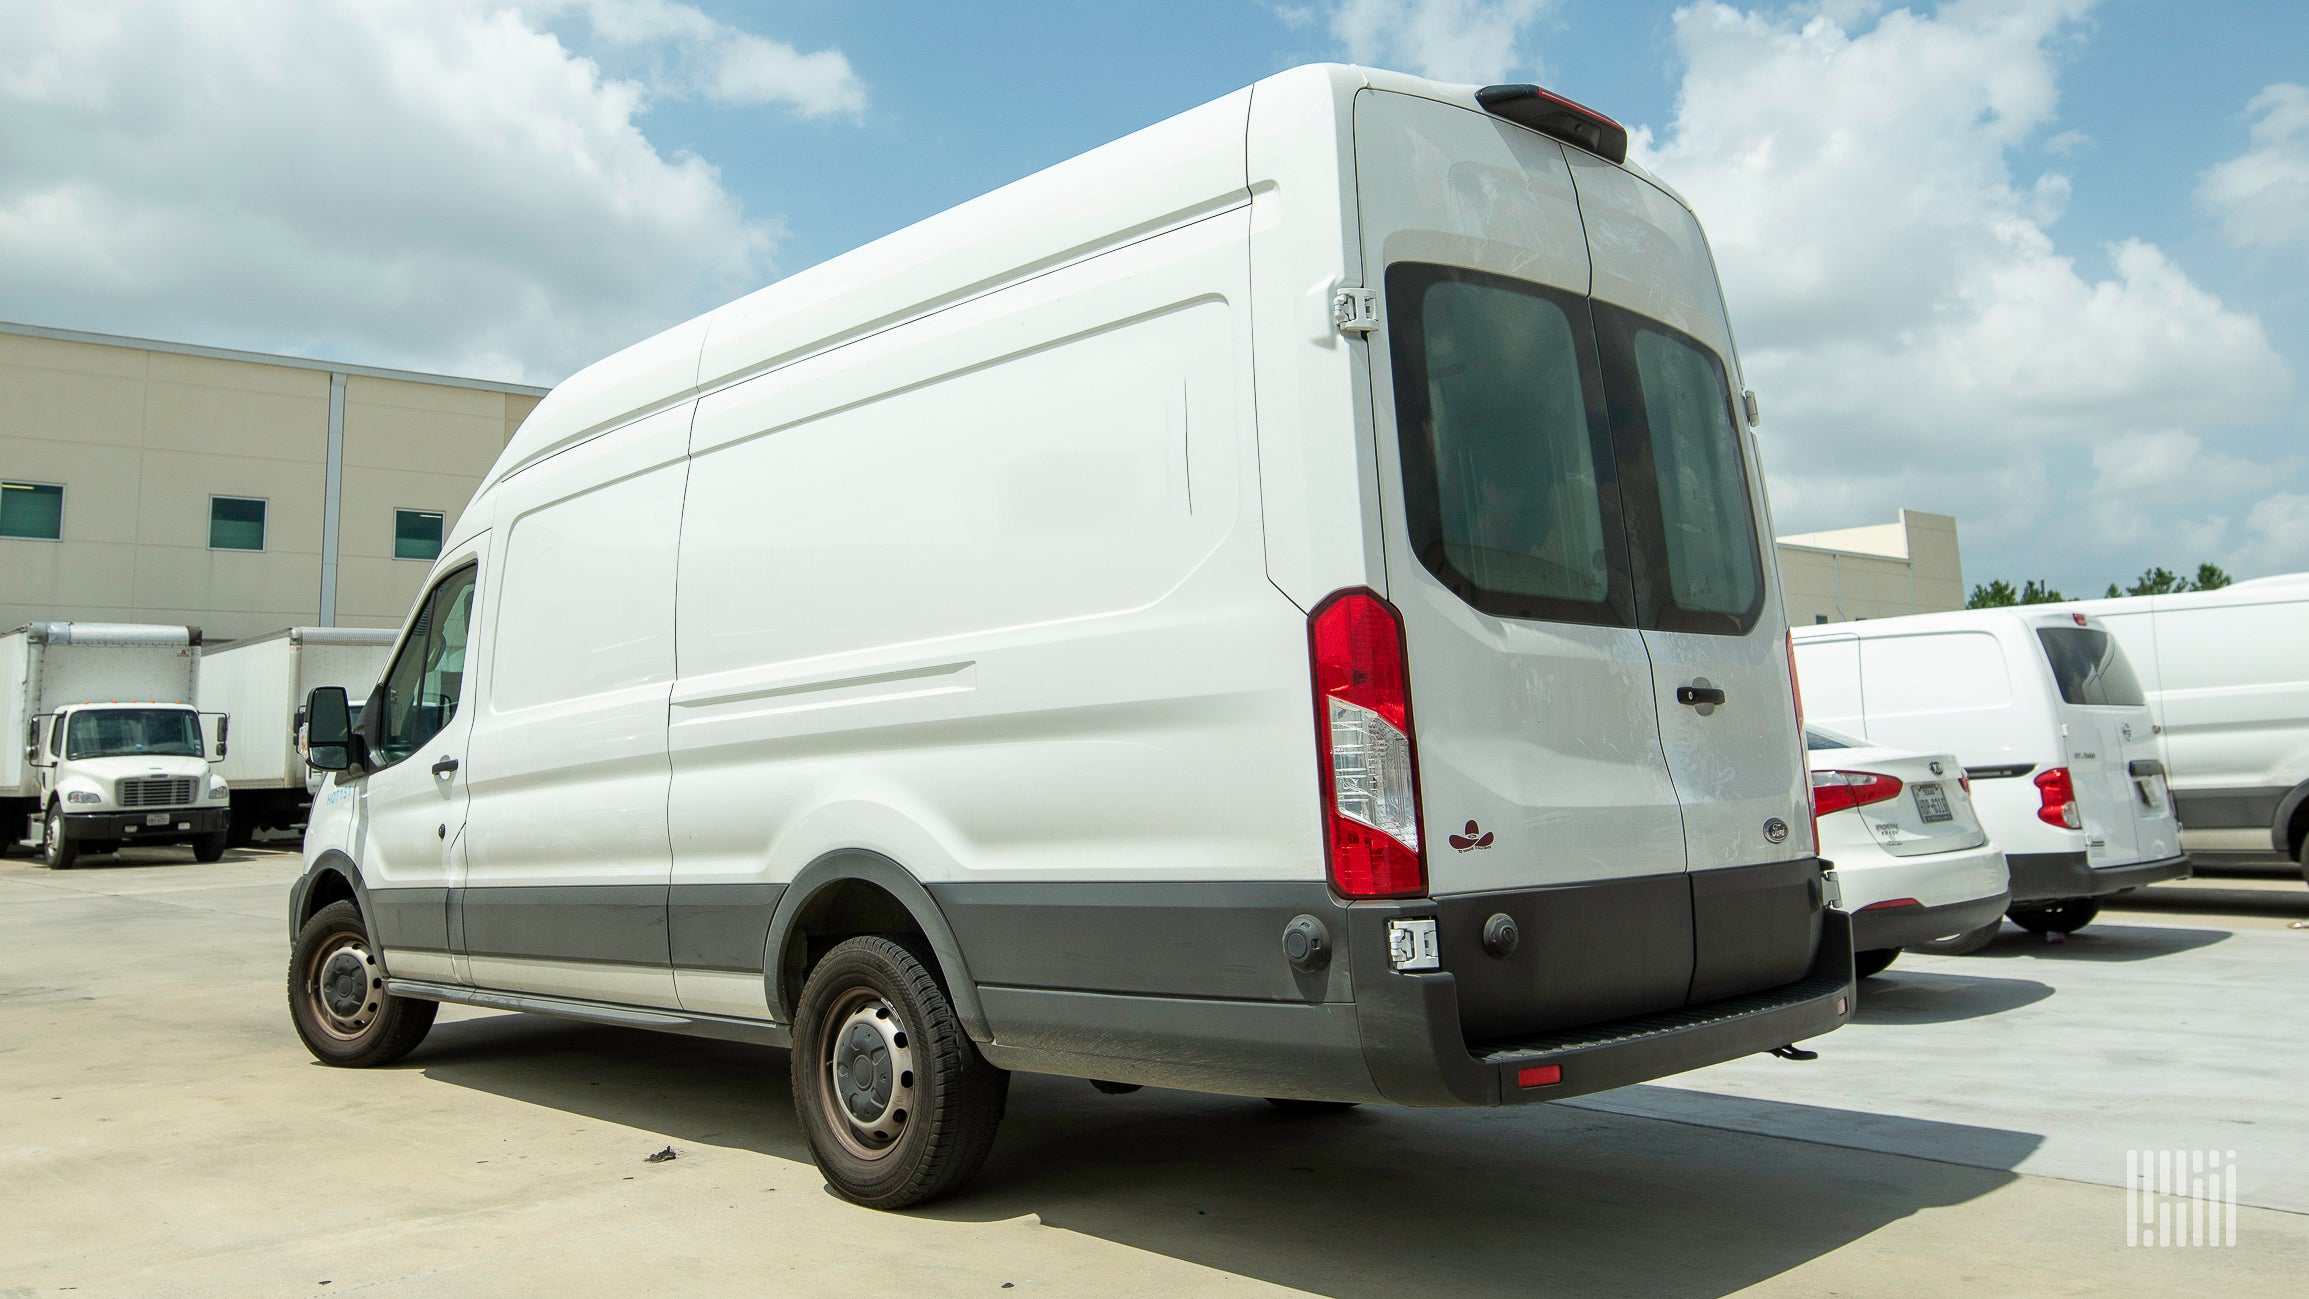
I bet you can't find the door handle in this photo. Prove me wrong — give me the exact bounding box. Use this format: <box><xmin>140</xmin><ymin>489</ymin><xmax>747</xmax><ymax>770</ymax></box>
<box><xmin>431</xmin><ymin>756</ymin><xmax>459</xmax><ymax>777</ymax></box>
<box><xmin>1675</xmin><ymin>685</ymin><xmax>1727</xmax><ymax>707</ymax></box>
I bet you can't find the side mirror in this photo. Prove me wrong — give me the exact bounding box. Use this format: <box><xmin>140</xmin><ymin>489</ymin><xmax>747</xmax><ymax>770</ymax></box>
<box><xmin>212</xmin><ymin>713</ymin><xmax>230</xmax><ymax>761</ymax></box>
<box><xmin>304</xmin><ymin>687</ymin><xmax>358</xmax><ymax>773</ymax></box>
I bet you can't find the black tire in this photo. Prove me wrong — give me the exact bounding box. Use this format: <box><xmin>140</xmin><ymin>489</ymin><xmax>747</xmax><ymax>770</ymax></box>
<box><xmin>192</xmin><ymin>830</ymin><xmax>229</xmax><ymax>863</ymax></box>
<box><xmin>287</xmin><ymin>900</ymin><xmax>436</xmax><ymax>1067</ymax></box>
<box><xmin>2297</xmin><ymin>835</ymin><xmax>2308</xmax><ymax>888</ymax></box>
<box><xmin>1853</xmin><ymin>948</ymin><xmax>1900</xmax><ymax>979</ymax></box>
<box><xmin>791</xmin><ymin>936</ymin><xmax>1007</xmax><ymax>1210</ymax></box>
<box><xmin>41</xmin><ymin>804</ymin><xmax>78</xmax><ymax>871</ymax></box>
<box><xmin>1265</xmin><ymin>1098</ymin><xmax>1361</xmax><ymax>1114</ymax></box>
<box><xmin>1911</xmin><ymin>921</ymin><xmax>2001</xmax><ymax>956</ymax></box>
<box><xmin>2007</xmin><ymin>898</ymin><xmax>2100</xmax><ymax>935</ymax></box>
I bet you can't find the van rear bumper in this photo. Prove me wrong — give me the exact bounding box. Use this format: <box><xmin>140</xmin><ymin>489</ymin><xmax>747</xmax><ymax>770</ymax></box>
<box><xmin>2006</xmin><ymin>851</ymin><xmax>2189</xmax><ymax>903</ymax></box>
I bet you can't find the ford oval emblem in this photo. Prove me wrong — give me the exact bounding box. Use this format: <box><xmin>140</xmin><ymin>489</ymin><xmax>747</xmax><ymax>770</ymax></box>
<box><xmin>1928</xmin><ymin>760</ymin><xmax>1944</xmax><ymax>776</ymax></box>
<box><xmin>1763</xmin><ymin>817</ymin><xmax>1790</xmax><ymax>844</ymax></box>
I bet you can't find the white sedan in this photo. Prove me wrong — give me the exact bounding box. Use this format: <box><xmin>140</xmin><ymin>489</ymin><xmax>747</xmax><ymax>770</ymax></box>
<box><xmin>1808</xmin><ymin>727</ymin><xmax>2012</xmax><ymax>978</ymax></box>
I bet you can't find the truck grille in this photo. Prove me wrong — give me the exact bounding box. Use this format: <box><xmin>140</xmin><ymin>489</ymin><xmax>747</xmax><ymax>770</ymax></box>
<box><xmin>116</xmin><ymin>777</ymin><xmax>198</xmax><ymax>808</ymax></box>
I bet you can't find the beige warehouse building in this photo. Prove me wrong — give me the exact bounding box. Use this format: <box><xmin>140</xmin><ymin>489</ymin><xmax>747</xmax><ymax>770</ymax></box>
<box><xmin>1</xmin><ymin>322</ymin><xmax>543</xmax><ymax>641</ymax></box>
<box><xmin>1776</xmin><ymin>509</ymin><xmax>1965</xmax><ymax>625</ymax></box>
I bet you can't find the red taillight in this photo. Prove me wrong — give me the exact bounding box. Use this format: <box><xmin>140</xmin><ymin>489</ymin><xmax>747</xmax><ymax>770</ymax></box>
<box><xmin>2034</xmin><ymin>767</ymin><xmax>2082</xmax><ymax>829</ymax></box>
<box><xmin>1811</xmin><ymin>769</ymin><xmax>1904</xmax><ymax>816</ymax></box>
<box><xmin>1858</xmin><ymin>897</ymin><xmax>1922</xmax><ymax>911</ymax></box>
<box><xmin>1309</xmin><ymin>590</ymin><xmax>1425</xmax><ymax>898</ymax></box>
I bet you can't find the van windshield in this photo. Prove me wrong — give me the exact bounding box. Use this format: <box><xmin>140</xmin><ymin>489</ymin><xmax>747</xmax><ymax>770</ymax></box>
<box><xmin>65</xmin><ymin>708</ymin><xmax>203</xmax><ymax>760</ymax></box>
<box><xmin>2037</xmin><ymin>626</ymin><xmax>2146</xmax><ymax>707</ymax></box>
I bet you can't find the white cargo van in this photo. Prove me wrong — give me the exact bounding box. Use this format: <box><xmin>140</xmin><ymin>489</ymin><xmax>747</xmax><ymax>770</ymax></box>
<box><xmin>198</xmin><ymin>627</ymin><xmax>395</xmax><ymax>843</ymax></box>
<box><xmin>2058</xmin><ymin>575</ymin><xmax>2309</xmax><ymax>879</ymax></box>
<box><xmin>286</xmin><ymin>65</ymin><xmax>1849</xmax><ymax>1208</ymax></box>
<box><xmin>0</xmin><ymin>622</ymin><xmax>231</xmax><ymax>868</ymax></box>
<box><xmin>1794</xmin><ymin>608</ymin><xmax>2187</xmax><ymax>938</ymax></box>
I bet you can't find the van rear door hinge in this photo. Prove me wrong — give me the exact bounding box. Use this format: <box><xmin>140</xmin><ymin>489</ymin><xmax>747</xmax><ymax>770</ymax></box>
<box><xmin>1332</xmin><ymin>287</ymin><xmax>1380</xmax><ymax>334</ymax></box>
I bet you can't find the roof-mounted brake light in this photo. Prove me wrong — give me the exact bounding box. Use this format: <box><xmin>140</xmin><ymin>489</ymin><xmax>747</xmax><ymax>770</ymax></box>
<box><xmin>1474</xmin><ymin>84</ymin><xmax>1628</xmax><ymax>164</ymax></box>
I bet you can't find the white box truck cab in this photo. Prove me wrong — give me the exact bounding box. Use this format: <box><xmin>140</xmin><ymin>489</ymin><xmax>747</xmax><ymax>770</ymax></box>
<box><xmin>2058</xmin><ymin>575</ymin><xmax>2309</xmax><ymax>881</ymax></box>
<box><xmin>198</xmin><ymin>627</ymin><xmax>396</xmax><ymax>844</ymax></box>
<box><xmin>286</xmin><ymin>65</ymin><xmax>1849</xmax><ymax>1208</ymax></box>
<box><xmin>1794</xmin><ymin>607</ymin><xmax>2187</xmax><ymax>938</ymax></box>
<box><xmin>0</xmin><ymin>623</ymin><xmax>232</xmax><ymax>869</ymax></box>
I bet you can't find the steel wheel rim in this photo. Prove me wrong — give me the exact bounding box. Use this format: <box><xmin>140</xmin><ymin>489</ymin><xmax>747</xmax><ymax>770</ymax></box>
<box><xmin>45</xmin><ymin>808</ymin><xmax>60</xmax><ymax>860</ymax></box>
<box><xmin>814</xmin><ymin>986</ymin><xmax>918</xmax><ymax>1162</ymax></box>
<box><xmin>305</xmin><ymin>933</ymin><xmax>384</xmax><ymax>1041</ymax></box>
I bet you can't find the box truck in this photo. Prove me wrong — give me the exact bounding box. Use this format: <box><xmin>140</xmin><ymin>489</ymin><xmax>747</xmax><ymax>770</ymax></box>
<box><xmin>199</xmin><ymin>628</ymin><xmax>396</xmax><ymax>842</ymax></box>
<box><xmin>0</xmin><ymin>622</ymin><xmax>231</xmax><ymax>868</ymax></box>
<box><xmin>283</xmin><ymin>64</ymin><xmax>1851</xmax><ymax>1209</ymax></box>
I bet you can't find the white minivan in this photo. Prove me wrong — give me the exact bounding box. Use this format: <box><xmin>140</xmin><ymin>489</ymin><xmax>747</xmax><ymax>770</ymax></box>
<box><xmin>2059</xmin><ymin>575</ymin><xmax>2309</xmax><ymax>880</ymax></box>
<box><xmin>286</xmin><ymin>65</ymin><xmax>1850</xmax><ymax>1208</ymax></box>
<box><xmin>1794</xmin><ymin>608</ymin><xmax>2187</xmax><ymax>940</ymax></box>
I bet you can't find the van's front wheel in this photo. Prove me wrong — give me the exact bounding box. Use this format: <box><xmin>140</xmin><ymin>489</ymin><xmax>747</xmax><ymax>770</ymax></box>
<box><xmin>288</xmin><ymin>900</ymin><xmax>436</xmax><ymax>1067</ymax></box>
<box><xmin>792</xmin><ymin>936</ymin><xmax>1007</xmax><ymax>1209</ymax></box>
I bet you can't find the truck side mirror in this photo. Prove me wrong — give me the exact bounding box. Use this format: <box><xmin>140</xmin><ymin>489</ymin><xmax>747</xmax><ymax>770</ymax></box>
<box><xmin>304</xmin><ymin>687</ymin><xmax>357</xmax><ymax>773</ymax></box>
<box><xmin>213</xmin><ymin>713</ymin><xmax>230</xmax><ymax>760</ymax></box>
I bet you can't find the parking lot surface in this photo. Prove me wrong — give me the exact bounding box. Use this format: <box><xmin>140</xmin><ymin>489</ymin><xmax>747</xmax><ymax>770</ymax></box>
<box><xmin>3</xmin><ymin>851</ymin><xmax>2303</xmax><ymax>1297</ymax></box>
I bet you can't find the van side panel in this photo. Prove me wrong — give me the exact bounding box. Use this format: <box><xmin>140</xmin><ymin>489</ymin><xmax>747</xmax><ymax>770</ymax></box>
<box><xmin>459</xmin><ymin>404</ymin><xmax>689</xmax><ymax>1007</ymax></box>
<box><xmin>669</xmin><ymin>212</ymin><xmax>1313</xmax><ymax>1024</ymax></box>
<box><xmin>2140</xmin><ymin>595</ymin><xmax>2309</xmax><ymax>834</ymax></box>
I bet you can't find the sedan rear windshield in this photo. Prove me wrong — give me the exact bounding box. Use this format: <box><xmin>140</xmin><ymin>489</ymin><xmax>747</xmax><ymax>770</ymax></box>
<box><xmin>65</xmin><ymin>708</ymin><xmax>203</xmax><ymax>760</ymax></box>
<box><xmin>2036</xmin><ymin>627</ymin><xmax>2146</xmax><ymax>707</ymax></box>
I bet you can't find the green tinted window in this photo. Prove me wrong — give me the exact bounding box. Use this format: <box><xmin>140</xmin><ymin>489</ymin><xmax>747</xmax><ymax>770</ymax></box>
<box><xmin>1631</xmin><ymin>329</ymin><xmax>1758</xmax><ymax>618</ymax></box>
<box><xmin>210</xmin><ymin>497</ymin><xmax>267</xmax><ymax>551</ymax></box>
<box><xmin>395</xmin><ymin>509</ymin><xmax>444</xmax><ymax>561</ymax></box>
<box><xmin>1406</xmin><ymin>277</ymin><xmax>1609</xmax><ymax>606</ymax></box>
<box><xmin>0</xmin><ymin>482</ymin><xmax>64</xmax><ymax>540</ymax></box>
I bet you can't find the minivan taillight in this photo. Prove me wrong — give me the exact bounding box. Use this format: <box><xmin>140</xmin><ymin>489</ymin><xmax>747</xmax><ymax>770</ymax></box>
<box><xmin>2035</xmin><ymin>767</ymin><xmax>2082</xmax><ymax>829</ymax></box>
<box><xmin>1308</xmin><ymin>590</ymin><xmax>1425</xmax><ymax>898</ymax></box>
<box><xmin>1811</xmin><ymin>770</ymin><xmax>1903</xmax><ymax>817</ymax></box>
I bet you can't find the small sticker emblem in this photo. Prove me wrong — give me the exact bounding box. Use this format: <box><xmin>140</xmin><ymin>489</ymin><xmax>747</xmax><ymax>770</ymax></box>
<box><xmin>1929</xmin><ymin>760</ymin><xmax>1944</xmax><ymax>776</ymax></box>
<box><xmin>1763</xmin><ymin>817</ymin><xmax>1790</xmax><ymax>844</ymax></box>
<box><xmin>2121</xmin><ymin>722</ymin><xmax>2134</xmax><ymax>741</ymax></box>
<box><xmin>1448</xmin><ymin>820</ymin><xmax>1495</xmax><ymax>852</ymax></box>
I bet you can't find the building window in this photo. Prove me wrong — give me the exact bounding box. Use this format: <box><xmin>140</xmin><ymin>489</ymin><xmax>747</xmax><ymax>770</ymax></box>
<box><xmin>209</xmin><ymin>496</ymin><xmax>267</xmax><ymax>551</ymax></box>
<box><xmin>395</xmin><ymin>509</ymin><xmax>445</xmax><ymax>561</ymax></box>
<box><xmin>0</xmin><ymin>482</ymin><xmax>64</xmax><ymax>540</ymax></box>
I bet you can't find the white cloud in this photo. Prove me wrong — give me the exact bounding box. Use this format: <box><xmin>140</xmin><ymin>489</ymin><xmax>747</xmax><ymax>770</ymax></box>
<box><xmin>552</xmin><ymin>0</ymin><xmax>866</xmax><ymax>118</ymax></box>
<box><xmin>1323</xmin><ymin>0</ymin><xmax>1559</xmax><ymax>83</ymax></box>
<box><xmin>2232</xmin><ymin>492</ymin><xmax>2309</xmax><ymax>576</ymax></box>
<box><xmin>0</xmin><ymin>0</ymin><xmax>862</xmax><ymax>383</ymax></box>
<box><xmin>1628</xmin><ymin>1</ymin><xmax>2290</xmax><ymax>556</ymax></box>
<box><xmin>2200</xmin><ymin>83</ymin><xmax>2309</xmax><ymax>253</ymax></box>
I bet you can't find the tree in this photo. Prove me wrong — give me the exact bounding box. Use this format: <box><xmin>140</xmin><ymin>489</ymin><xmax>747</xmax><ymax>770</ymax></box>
<box><xmin>2193</xmin><ymin>562</ymin><xmax>2232</xmax><ymax>591</ymax></box>
<box><xmin>1968</xmin><ymin>578</ymin><xmax>2066</xmax><ymax>608</ymax></box>
<box><xmin>2112</xmin><ymin>563</ymin><xmax>2235</xmax><ymax>598</ymax></box>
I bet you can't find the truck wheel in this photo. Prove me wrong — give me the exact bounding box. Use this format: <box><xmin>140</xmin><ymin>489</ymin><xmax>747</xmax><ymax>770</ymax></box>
<box><xmin>1911</xmin><ymin>921</ymin><xmax>2000</xmax><ymax>956</ymax></box>
<box><xmin>792</xmin><ymin>936</ymin><xmax>1007</xmax><ymax>1209</ymax></box>
<box><xmin>287</xmin><ymin>900</ymin><xmax>436</xmax><ymax>1067</ymax></box>
<box><xmin>1853</xmin><ymin>948</ymin><xmax>1900</xmax><ymax>979</ymax></box>
<box><xmin>1265</xmin><ymin>1098</ymin><xmax>1361</xmax><ymax>1114</ymax></box>
<box><xmin>192</xmin><ymin>831</ymin><xmax>229</xmax><ymax>863</ymax></box>
<box><xmin>41</xmin><ymin>805</ymin><xmax>78</xmax><ymax>871</ymax></box>
<box><xmin>2007</xmin><ymin>898</ymin><xmax>2100</xmax><ymax>935</ymax></box>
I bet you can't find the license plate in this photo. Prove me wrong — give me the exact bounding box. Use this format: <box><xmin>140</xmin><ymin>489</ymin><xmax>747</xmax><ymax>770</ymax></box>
<box><xmin>146</xmin><ymin>812</ymin><xmax>170</xmax><ymax>826</ymax></box>
<box><xmin>1911</xmin><ymin>782</ymin><xmax>1952</xmax><ymax>823</ymax></box>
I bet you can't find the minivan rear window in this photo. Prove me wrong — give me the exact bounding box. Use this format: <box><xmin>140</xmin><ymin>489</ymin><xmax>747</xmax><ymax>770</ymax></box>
<box><xmin>1386</xmin><ymin>264</ymin><xmax>1627</xmax><ymax>626</ymax></box>
<box><xmin>2037</xmin><ymin>626</ymin><xmax>2146</xmax><ymax>707</ymax></box>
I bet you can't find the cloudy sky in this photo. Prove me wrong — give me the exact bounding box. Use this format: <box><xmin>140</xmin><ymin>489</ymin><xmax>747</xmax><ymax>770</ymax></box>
<box><xmin>2</xmin><ymin>1</ymin><xmax>2303</xmax><ymax>593</ymax></box>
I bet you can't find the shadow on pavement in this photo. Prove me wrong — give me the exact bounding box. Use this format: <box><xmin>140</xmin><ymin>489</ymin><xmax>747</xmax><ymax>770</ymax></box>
<box><xmin>1963</xmin><ymin>921</ymin><xmax>2230</xmax><ymax>963</ymax></box>
<box><xmin>2104</xmin><ymin>884</ymin><xmax>2309</xmax><ymax>921</ymax></box>
<box><xmin>1853</xmin><ymin>969</ymin><xmax>2054</xmax><ymax>1024</ymax></box>
<box><xmin>416</xmin><ymin>1012</ymin><xmax>2039</xmax><ymax>1299</ymax></box>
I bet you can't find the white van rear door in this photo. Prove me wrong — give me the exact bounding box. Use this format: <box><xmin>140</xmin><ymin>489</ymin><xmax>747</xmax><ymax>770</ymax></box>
<box><xmin>1569</xmin><ymin>152</ymin><xmax>1811</xmax><ymax>874</ymax></box>
<box><xmin>1353</xmin><ymin>90</ymin><xmax>1689</xmax><ymax>901</ymax></box>
<box><xmin>2034</xmin><ymin>617</ymin><xmax>2177</xmax><ymax>866</ymax></box>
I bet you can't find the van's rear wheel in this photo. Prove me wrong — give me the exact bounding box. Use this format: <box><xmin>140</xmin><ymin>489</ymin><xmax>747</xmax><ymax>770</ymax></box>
<box><xmin>2007</xmin><ymin>898</ymin><xmax>2100</xmax><ymax>935</ymax></box>
<box><xmin>792</xmin><ymin>936</ymin><xmax>1007</xmax><ymax>1209</ymax></box>
<box><xmin>1912</xmin><ymin>921</ymin><xmax>2000</xmax><ymax>956</ymax></box>
<box><xmin>41</xmin><ymin>805</ymin><xmax>78</xmax><ymax>870</ymax></box>
<box><xmin>1853</xmin><ymin>948</ymin><xmax>1899</xmax><ymax>979</ymax></box>
<box><xmin>288</xmin><ymin>900</ymin><xmax>436</xmax><ymax>1067</ymax></box>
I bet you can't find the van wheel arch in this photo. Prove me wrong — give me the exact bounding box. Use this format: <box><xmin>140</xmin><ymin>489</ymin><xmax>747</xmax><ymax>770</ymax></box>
<box><xmin>2277</xmin><ymin>779</ymin><xmax>2309</xmax><ymax>864</ymax></box>
<box><xmin>764</xmin><ymin>851</ymin><xmax>988</xmax><ymax>1041</ymax></box>
<box><xmin>293</xmin><ymin>853</ymin><xmax>374</xmax><ymax>938</ymax></box>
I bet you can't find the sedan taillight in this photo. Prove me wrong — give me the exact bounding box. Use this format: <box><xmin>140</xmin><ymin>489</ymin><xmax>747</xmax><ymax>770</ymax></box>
<box><xmin>1811</xmin><ymin>769</ymin><xmax>1904</xmax><ymax>817</ymax></box>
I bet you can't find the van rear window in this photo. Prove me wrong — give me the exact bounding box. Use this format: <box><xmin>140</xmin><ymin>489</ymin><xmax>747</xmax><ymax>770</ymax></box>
<box><xmin>1385</xmin><ymin>264</ymin><xmax>1625</xmax><ymax>625</ymax></box>
<box><xmin>1630</xmin><ymin>329</ymin><xmax>1760</xmax><ymax>619</ymax></box>
<box><xmin>2036</xmin><ymin>627</ymin><xmax>2146</xmax><ymax>707</ymax></box>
